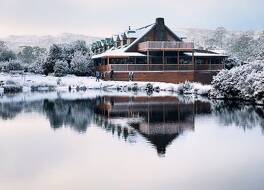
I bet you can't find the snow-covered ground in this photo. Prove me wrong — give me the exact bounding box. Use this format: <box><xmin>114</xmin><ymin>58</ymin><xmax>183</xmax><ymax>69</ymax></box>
<box><xmin>0</xmin><ymin>73</ymin><xmax>212</xmax><ymax>96</ymax></box>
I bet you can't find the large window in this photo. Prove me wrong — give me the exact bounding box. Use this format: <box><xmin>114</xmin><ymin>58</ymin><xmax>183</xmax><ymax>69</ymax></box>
<box><xmin>195</xmin><ymin>58</ymin><xmax>206</xmax><ymax>64</ymax></box>
<box><xmin>166</xmin><ymin>57</ymin><xmax>177</xmax><ymax>64</ymax></box>
<box><xmin>179</xmin><ymin>56</ymin><xmax>192</xmax><ymax>64</ymax></box>
<box><xmin>211</xmin><ymin>58</ymin><xmax>222</xmax><ymax>64</ymax></box>
<box><xmin>150</xmin><ymin>56</ymin><xmax>163</xmax><ymax>64</ymax></box>
<box><xmin>136</xmin><ymin>57</ymin><xmax>147</xmax><ymax>64</ymax></box>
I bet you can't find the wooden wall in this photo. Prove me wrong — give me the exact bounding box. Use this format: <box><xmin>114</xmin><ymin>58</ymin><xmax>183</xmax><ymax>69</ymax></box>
<box><xmin>103</xmin><ymin>71</ymin><xmax>218</xmax><ymax>84</ymax></box>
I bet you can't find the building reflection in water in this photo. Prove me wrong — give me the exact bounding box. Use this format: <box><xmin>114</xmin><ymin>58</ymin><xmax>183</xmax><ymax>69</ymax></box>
<box><xmin>0</xmin><ymin>94</ymin><xmax>263</xmax><ymax>156</ymax></box>
<box><xmin>94</xmin><ymin>96</ymin><xmax>211</xmax><ymax>155</ymax></box>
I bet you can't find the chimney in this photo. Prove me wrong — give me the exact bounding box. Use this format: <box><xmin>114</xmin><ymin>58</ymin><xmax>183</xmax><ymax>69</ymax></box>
<box><xmin>155</xmin><ymin>17</ymin><xmax>166</xmax><ymax>41</ymax></box>
<box><xmin>156</xmin><ymin>18</ymin><xmax>165</xmax><ymax>26</ymax></box>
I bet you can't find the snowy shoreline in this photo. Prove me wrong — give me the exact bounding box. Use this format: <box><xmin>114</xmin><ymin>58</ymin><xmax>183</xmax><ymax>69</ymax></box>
<box><xmin>0</xmin><ymin>73</ymin><xmax>212</xmax><ymax>95</ymax></box>
<box><xmin>0</xmin><ymin>72</ymin><xmax>263</xmax><ymax>105</ymax></box>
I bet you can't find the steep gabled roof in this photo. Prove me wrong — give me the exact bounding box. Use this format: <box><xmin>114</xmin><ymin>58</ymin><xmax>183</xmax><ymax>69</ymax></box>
<box><xmin>165</xmin><ymin>25</ymin><xmax>182</xmax><ymax>41</ymax></box>
<box><xmin>125</xmin><ymin>24</ymin><xmax>156</xmax><ymax>52</ymax></box>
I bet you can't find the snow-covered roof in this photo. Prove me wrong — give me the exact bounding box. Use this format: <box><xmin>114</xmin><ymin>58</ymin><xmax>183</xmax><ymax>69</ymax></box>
<box><xmin>125</xmin><ymin>24</ymin><xmax>155</xmax><ymax>51</ymax></box>
<box><xmin>210</xmin><ymin>49</ymin><xmax>227</xmax><ymax>55</ymax></box>
<box><xmin>92</xmin><ymin>48</ymin><xmax>146</xmax><ymax>59</ymax></box>
<box><xmin>125</xmin><ymin>30</ymin><xmax>138</xmax><ymax>38</ymax></box>
<box><xmin>122</xmin><ymin>24</ymin><xmax>154</xmax><ymax>40</ymax></box>
<box><xmin>184</xmin><ymin>52</ymin><xmax>227</xmax><ymax>57</ymax></box>
<box><xmin>112</xmin><ymin>35</ymin><xmax>118</xmax><ymax>42</ymax></box>
<box><xmin>93</xmin><ymin>24</ymin><xmax>154</xmax><ymax>59</ymax></box>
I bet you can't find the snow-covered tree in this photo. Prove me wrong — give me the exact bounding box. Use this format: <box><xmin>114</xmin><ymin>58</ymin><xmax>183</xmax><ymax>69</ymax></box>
<box><xmin>44</xmin><ymin>40</ymin><xmax>90</xmax><ymax>75</ymax></box>
<box><xmin>211</xmin><ymin>60</ymin><xmax>264</xmax><ymax>102</ymax></box>
<box><xmin>17</xmin><ymin>46</ymin><xmax>47</xmax><ymax>64</ymax></box>
<box><xmin>0</xmin><ymin>41</ymin><xmax>7</xmax><ymax>50</ymax></box>
<box><xmin>72</xmin><ymin>40</ymin><xmax>89</xmax><ymax>54</ymax></box>
<box><xmin>28</xmin><ymin>54</ymin><xmax>47</xmax><ymax>74</ymax></box>
<box><xmin>43</xmin><ymin>44</ymin><xmax>63</xmax><ymax>75</ymax></box>
<box><xmin>54</xmin><ymin>60</ymin><xmax>69</xmax><ymax>77</ymax></box>
<box><xmin>214</xmin><ymin>27</ymin><xmax>227</xmax><ymax>48</ymax></box>
<box><xmin>5</xmin><ymin>60</ymin><xmax>23</xmax><ymax>71</ymax></box>
<box><xmin>70</xmin><ymin>51</ymin><xmax>94</xmax><ymax>76</ymax></box>
<box><xmin>0</xmin><ymin>50</ymin><xmax>16</xmax><ymax>62</ymax></box>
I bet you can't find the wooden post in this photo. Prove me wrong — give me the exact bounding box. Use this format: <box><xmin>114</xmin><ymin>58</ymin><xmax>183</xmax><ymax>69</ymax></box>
<box><xmin>126</xmin><ymin>58</ymin><xmax>128</xmax><ymax>71</ymax></box>
<box><xmin>107</xmin><ymin>57</ymin><xmax>110</xmax><ymax>73</ymax></box>
<box><xmin>192</xmin><ymin>50</ymin><xmax>195</xmax><ymax>70</ymax></box>
<box><xmin>147</xmin><ymin>51</ymin><xmax>150</xmax><ymax>71</ymax></box>
<box><xmin>163</xmin><ymin>50</ymin><xmax>165</xmax><ymax>71</ymax></box>
<box><xmin>177</xmin><ymin>51</ymin><xmax>180</xmax><ymax>70</ymax></box>
<box><xmin>209</xmin><ymin>57</ymin><xmax>212</xmax><ymax>71</ymax></box>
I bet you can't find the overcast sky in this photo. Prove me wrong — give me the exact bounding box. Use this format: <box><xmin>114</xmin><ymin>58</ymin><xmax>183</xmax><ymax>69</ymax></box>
<box><xmin>0</xmin><ymin>0</ymin><xmax>263</xmax><ymax>37</ymax></box>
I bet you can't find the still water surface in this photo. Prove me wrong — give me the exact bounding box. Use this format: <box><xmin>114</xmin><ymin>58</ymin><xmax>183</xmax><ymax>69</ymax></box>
<box><xmin>0</xmin><ymin>93</ymin><xmax>264</xmax><ymax>190</ymax></box>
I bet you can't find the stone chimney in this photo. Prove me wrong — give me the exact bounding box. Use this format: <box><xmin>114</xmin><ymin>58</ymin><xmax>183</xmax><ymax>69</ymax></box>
<box><xmin>156</xmin><ymin>18</ymin><xmax>165</xmax><ymax>26</ymax></box>
<box><xmin>155</xmin><ymin>18</ymin><xmax>166</xmax><ymax>41</ymax></box>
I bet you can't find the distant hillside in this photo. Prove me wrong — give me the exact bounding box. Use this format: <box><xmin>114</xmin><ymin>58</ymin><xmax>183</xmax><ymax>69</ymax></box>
<box><xmin>175</xmin><ymin>28</ymin><xmax>264</xmax><ymax>61</ymax></box>
<box><xmin>0</xmin><ymin>33</ymin><xmax>101</xmax><ymax>51</ymax></box>
<box><xmin>1</xmin><ymin>28</ymin><xmax>263</xmax><ymax>62</ymax></box>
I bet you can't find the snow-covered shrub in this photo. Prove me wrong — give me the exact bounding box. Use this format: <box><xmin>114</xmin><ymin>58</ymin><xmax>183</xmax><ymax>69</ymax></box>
<box><xmin>192</xmin><ymin>83</ymin><xmax>212</xmax><ymax>96</ymax></box>
<box><xmin>70</xmin><ymin>51</ymin><xmax>93</xmax><ymax>76</ymax></box>
<box><xmin>54</xmin><ymin>60</ymin><xmax>69</xmax><ymax>77</ymax></box>
<box><xmin>211</xmin><ymin>61</ymin><xmax>264</xmax><ymax>102</ymax></box>
<box><xmin>145</xmin><ymin>83</ymin><xmax>154</xmax><ymax>93</ymax></box>
<box><xmin>176</xmin><ymin>82</ymin><xmax>193</xmax><ymax>94</ymax></box>
<box><xmin>3</xmin><ymin>80</ymin><xmax>23</xmax><ymax>93</ymax></box>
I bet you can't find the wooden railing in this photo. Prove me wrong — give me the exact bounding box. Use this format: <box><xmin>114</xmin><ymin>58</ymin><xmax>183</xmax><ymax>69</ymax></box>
<box><xmin>138</xmin><ymin>41</ymin><xmax>194</xmax><ymax>51</ymax></box>
<box><xmin>96</xmin><ymin>65</ymin><xmax>111</xmax><ymax>72</ymax></box>
<box><xmin>97</xmin><ymin>64</ymin><xmax>224</xmax><ymax>72</ymax></box>
<box><xmin>195</xmin><ymin>64</ymin><xmax>224</xmax><ymax>70</ymax></box>
<box><xmin>109</xmin><ymin>64</ymin><xmax>223</xmax><ymax>71</ymax></box>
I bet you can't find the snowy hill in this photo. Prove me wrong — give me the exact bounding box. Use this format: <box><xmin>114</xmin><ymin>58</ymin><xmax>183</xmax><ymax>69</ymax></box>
<box><xmin>1</xmin><ymin>28</ymin><xmax>263</xmax><ymax>61</ymax></box>
<box><xmin>0</xmin><ymin>33</ymin><xmax>101</xmax><ymax>51</ymax></box>
<box><xmin>174</xmin><ymin>28</ymin><xmax>264</xmax><ymax>61</ymax></box>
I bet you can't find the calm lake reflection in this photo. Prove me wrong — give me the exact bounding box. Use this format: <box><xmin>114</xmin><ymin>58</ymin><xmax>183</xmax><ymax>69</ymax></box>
<box><xmin>0</xmin><ymin>92</ymin><xmax>264</xmax><ymax>190</ymax></box>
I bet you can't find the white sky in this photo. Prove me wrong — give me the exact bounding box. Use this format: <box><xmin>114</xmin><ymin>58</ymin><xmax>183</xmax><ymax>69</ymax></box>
<box><xmin>0</xmin><ymin>0</ymin><xmax>263</xmax><ymax>37</ymax></box>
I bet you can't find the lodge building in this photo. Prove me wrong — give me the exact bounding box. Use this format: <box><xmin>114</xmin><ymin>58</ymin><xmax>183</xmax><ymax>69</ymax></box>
<box><xmin>91</xmin><ymin>18</ymin><xmax>227</xmax><ymax>84</ymax></box>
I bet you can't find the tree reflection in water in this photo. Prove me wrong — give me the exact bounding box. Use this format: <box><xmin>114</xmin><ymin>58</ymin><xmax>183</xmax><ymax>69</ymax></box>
<box><xmin>43</xmin><ymin>99</ymin><xmax>94</xmax><ymax>133</ymax></box>
<box><xmin>0</xmin><ymin>95</ymin><xmax>263</xmax><ymax>155</ymax></box>
<box><xmin>212</xmin><ymin>101</ymin><xmax>264</xmax><ymax>133</ymax></box>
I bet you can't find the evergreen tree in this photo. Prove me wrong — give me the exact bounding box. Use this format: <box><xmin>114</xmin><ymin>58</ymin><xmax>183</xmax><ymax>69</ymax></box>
<box><xmin>54</xmin><ymin>60</ymin><xmax>69</xmax><ymax>77</ymax></box>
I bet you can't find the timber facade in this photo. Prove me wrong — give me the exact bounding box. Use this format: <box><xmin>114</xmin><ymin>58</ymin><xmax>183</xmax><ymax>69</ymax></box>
<box><xmin>91</xmin><ymin>18</ymin><xmax>227</xmax><ymax>84</ymax></box>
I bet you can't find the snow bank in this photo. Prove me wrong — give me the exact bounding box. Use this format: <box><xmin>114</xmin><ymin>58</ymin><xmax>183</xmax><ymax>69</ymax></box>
<box><xmin>0</xmin><ymin>72</ymin><xmax>212</xmax><ymax>96</ymax></box>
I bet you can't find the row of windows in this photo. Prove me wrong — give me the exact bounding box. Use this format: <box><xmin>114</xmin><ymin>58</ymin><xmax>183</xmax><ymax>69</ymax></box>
<box><xmin>94</xmin><ymin>57</ymin><xmax>224</xmax><ymax>65</ymax></box>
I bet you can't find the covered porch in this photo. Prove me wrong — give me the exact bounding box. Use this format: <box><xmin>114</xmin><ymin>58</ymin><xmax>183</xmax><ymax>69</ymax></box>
<box><xmin>94</xmin><ymin>51</ymin><xmax>225</xmax><ymax>72</ymax></box>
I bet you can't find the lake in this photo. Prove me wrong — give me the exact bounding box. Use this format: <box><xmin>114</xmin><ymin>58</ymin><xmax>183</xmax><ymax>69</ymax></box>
<box><xmin>0</xmin><ymin>92</ymin><xmax>264</xmax><ymax>190</ymax></box>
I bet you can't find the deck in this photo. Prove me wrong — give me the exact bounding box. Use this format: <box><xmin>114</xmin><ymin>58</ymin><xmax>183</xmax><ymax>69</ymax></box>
<box><xmin>138</xmin><ymin>41</ymin><xmax>194</xmax><ymax>52</ymax></box>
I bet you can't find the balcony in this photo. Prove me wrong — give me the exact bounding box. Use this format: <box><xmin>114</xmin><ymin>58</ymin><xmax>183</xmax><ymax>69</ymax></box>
<box><xmin>138</xmin><ymin>41</ymin><xmax>194</xmax><ymax>52</ymax></box>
